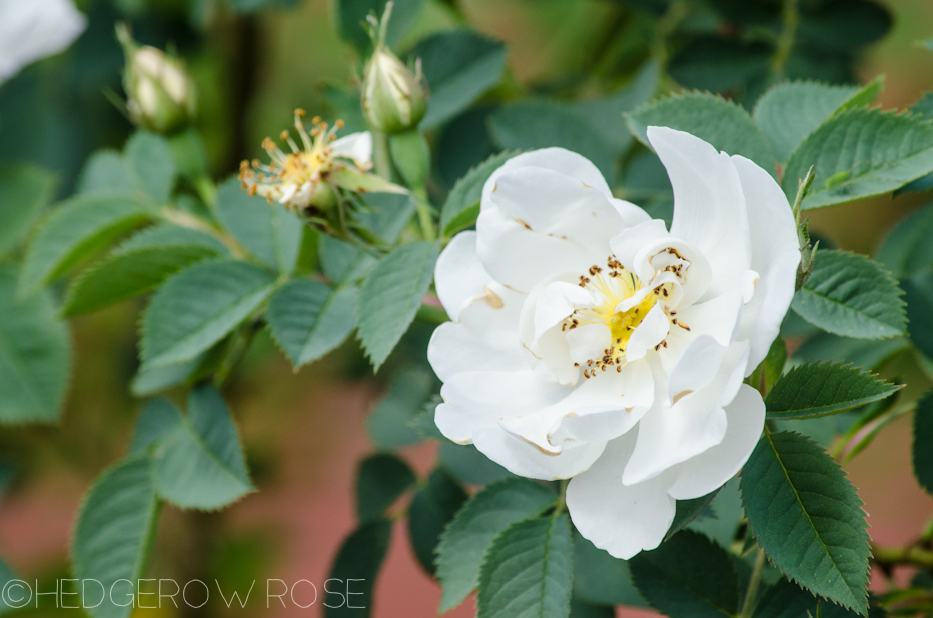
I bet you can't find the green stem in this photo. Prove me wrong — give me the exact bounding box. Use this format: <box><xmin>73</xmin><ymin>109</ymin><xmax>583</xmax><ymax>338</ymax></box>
<box><xmin>772</xmin><ymin>0</ymin><xmax>799</xmax><ymax>78</ymax></box>
<box><xmin>193</xmin><ymin>175</ymin><xmax>217</xmax><ymax>214</ymax></box>
<box><xmin>739</xmin><ymin>548</ymin><xmax>767</xmax><ymax>618</ymax></box>
<box><xmin>412</xmin><ymin>186</ymin><xmax>437</xmax><ymax>242</ymax></box>
<box><xmin>373</xmin><ymin>131</ymin><xmax>392</xmax><ymax>180</ymax></box>
<box><xmin>872</xmin><ymin>544</ymin><xmax>933</xmax><ymax>569</ymax></box>
<box><xmin>213</xmin><ymin>321</ymin><xmax>260</xmax><ymax>388</ymax></box>
<box><xmin>652</xmin><ymin>1</ymin><xmax>689</xmax><ymax>69</ymax></box>
<box><xmin>554</xmin><ymin>479</ymin><xmax>569</xmax><ymax>516</ymax></box>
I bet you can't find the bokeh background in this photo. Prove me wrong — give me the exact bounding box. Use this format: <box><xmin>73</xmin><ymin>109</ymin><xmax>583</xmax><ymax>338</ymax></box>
<box><xmin>1</xmin><ymin>0</ymin><xmax>932</xmax><ymax>616</ymax></box>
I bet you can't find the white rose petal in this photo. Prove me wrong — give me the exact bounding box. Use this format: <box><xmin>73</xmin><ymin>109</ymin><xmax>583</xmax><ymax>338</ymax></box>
<box><xmin>0</xmin><ymin>0</ymin><xmax>86</xmax><ymax>85</ymax></box>
<box><xmin>428</xmin><ymin>129</ymin><xmax>800</xmax><ymax>558</ymax></box>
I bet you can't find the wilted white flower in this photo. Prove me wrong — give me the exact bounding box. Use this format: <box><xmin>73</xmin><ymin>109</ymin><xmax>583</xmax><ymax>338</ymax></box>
<box><xmin>428</xmin><ymin>127</ymin><xmax>800</xmax><ymax>558</ymax></box>
<box><xmin>239</xmin><ymin>110</ymin><xmax>403</xmax><ymax>212</ymax></box>
<box><xmin>0</xmin><ymin>0</ymin><xmax>86</xmax><ymax>85</ymax></box>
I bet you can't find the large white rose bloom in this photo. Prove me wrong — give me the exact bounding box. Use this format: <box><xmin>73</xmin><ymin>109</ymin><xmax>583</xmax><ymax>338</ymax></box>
<box><xmin>0</xmin><ymin>0</ymin><xmax>87</xmax><ymax>85</ymax></box>
<box><xmin>427</xmin><ymin>126</ymin><xmax>800</xmax><ymax>559</ymax></box>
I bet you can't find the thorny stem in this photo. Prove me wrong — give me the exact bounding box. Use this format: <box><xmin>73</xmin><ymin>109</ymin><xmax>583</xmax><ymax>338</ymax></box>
<box><xmin>772</xmin><ymin>0</ymin><xmax>800</xmax><ymax>78</ymax></box>
<box><xmin>739</xmin><ymin>548</ymin><xmax>767</xmax><ymax>618</ymax></box>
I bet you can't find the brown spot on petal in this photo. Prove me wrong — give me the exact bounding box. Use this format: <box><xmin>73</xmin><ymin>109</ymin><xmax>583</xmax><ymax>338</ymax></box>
<box><xmin>482</xmin><ymin>286</ymin><xmax>504</xmax><ymax>308</ymax></box>
<box><xmin>672</xmin><ymin>390</ymin><xmax>693</xmax><ymax>405</ymax></box>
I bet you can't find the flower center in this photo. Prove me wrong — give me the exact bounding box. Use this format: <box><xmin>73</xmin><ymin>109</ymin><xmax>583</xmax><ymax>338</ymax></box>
<box><xmin>562</xmin><ymin>256</ymin><xmax>690</xmax><ymax>379</ymax></box>
<box><xmin>238</xmin><ymin>109</ymin><xmax>342</xmax><ymax>207</ymax></box>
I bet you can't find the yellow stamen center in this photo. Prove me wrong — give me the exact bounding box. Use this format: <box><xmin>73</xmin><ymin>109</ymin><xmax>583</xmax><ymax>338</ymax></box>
<box><xmin>565</xmin><ymin>256</ymin><xmax>686</xmax><ymax>379</ymax></box>
<box><xmin>237</xmin><ymin>110</ymin><xmax>345</xmax><ymax>209</ymax></box>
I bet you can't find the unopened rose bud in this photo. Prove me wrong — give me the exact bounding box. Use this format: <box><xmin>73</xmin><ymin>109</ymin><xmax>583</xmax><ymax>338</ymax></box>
<box><xmin>117</xmin><ymin>24</ymin><xmax>196</xmax><ymax>135</ymax></box>
<box><xmin>360</xmin><ymin>3</ymin><xmax>428</xmax><ymax>134</ymax></box>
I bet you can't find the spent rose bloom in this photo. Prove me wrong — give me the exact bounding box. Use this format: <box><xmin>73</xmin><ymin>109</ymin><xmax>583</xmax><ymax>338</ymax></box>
<box><xmin>427</xmin><ymin>127</ymin><xmax>800</xmax><ymax>559</ymax></box>
<box><xmin>239</xmin><ymin>110</ymin><xmax>404</xmax><ymax>213</ymax></box>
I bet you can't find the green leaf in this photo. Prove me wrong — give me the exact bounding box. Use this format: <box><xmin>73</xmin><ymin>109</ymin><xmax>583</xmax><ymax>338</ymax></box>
<box><xmin>215</xmin><ymin>177</ymin><xmax>303</xmax><ymax>275</ymax></box>
<box><xmin>367</xmin><ymin>366</ymin><xmax>436</xmax><ymax>449</ymax></box>
<box><xmin>19</xmin><ymin>192</ymin><xmax>155</xmax><ymax>295</ymax></box>
<box><xmin>129</xmin><ymin>398</ymin><xmax>183</xmax><ymax>456</ymax></box>
<box><xmin>408</xmin><ymin>468</ymin><xmax>467</xmax><ymax>575</ymax></box>
<box><xmin>356</xmin><ymin>454</ymin><xmax>416</xmax><ymax>523</ymax></box>
<box><xmin>63</xmin><ymin>243</ymin><xmax>219</xmax><ymax>316</ymax></box>
<box><xmin>573</xmin><ymin>60</ymin><xmax>661</xmax><ymax>156</ymax></box>
<box><xmin>912</xmin><ymin>391</ymin><xmax>933</xmax><ymax>497</ymax></box>
<box><xmin>408</xmin><ymin>395</ymin><xmax>444</xmax><ymax>441</ymax></box>
<box><xmin>140</xmin><ymin>259</ymin><xmax>276</xmax><ymax>368</ymax></box>
<box><xmin>753</xmin><ymin>78</ymin><xmax>883</xmax><ymax>164</ymax></box>
<box><xmin>117</xmin><ymin>225</ymin><xmax>228</xmax><ymax>254</ymax></box>
<box><xmin>783</xmin><ymin>108</ymin><xmax>933</xmax><ymax>209</ymax></box>
<box><xmin>0</xmin><ymin>462</ymin><xmax>14</xmax><ymax>498</ymax></box>
<box><xmin>357</xmin><ymin>241</ymin><xmax>439</xmax><ymax>370</ymax></box>
<box><xmin>687</xmin><ymin>478</ymin><xmax>745</xmax><ymax>549</ymax></box>
<box><xmin>436</xmin><ymin>478</ymin><xmax>557</xmax><ymax>612</ymax></box>
<box><xmin>76</xmin><ymin>150</ymin><xmax>133</xmax><ymax>195</ymax></box>
<box><xmin>440</xmin><ymin>150</ymin><xmax>518</xmax><ymax>237</ymax></box>
<box><xmin>266</xmin><ymin>280</ymin><xmax>357</xmax><ymax>369</ymax></box>
<box><xmin>630</xmin><ymin>530</ymin><xmax>741</xmax><ymax>618</ymax></box>
<box><xmin>476</xmin><ymin>514</ymin><xmax>573</xmax><ymax>618</ymax></box>
<box><xmin>666</xmin><ymin>489</ymin><xmax>720</xmax><ymax>541</ymax></box>
<box><xmin>763</xmin><ymin>337</ymin><xmax>788</xmax><ymax>393</ymax></box>
<box><xmin>0</xmin><ymin>164</ymin><xmax>57</xmax><ymax>256</ymax></box>
<box><xmin>912</xmin><ymin>92</ymin><xmax>933</xmax><ymax>118</ymax></box>
<box><xmin>573</xmin><ymin>534</ymin><xmax>647</xmax><ymax>608</ymax></box>
<box><xmin>0</xmin><ymin>268</ymin><xmax>70</xmax><ymax>424</ymax></box>
<box><xmin>741</xmin><ymin>431</ymin><xmax>870</xmax><ymax>614</ymax></box>
<box><xmin>792</xmin><ymin>250</ymin><xmax>906</xmax><ymax>339</ymax></box>
<box><xmin>123</xmin><ymin>132</ymin><xmax>177</xmax><ymax>204</ymax></box>
<box><xmin>130</xmin><ymin>355</ymin><xmax>203</xmax><ymax>398</ymax></box>
<box><xmin>570</xmin><ymin>598</ymin><xmax>614</xmax><ymax>618</ymax></box>
<box><xmin>355</xmin><ymin>192</ymin><xmax>417</xmax><ymax>244</ymax></box>
<box><xmin>490</xmin><ymin>100</ymin><xmax>616</xmax><ymax>180</ymax></box>
<box><xmin>72</xmin><ymin>458</ymin><xmax>161</xmax><ymax>618</ymax></box>
<box><xmin>151</xmin><ymin>385</ymin><xmax>254</xmax><ymax>510</ymax></box>
<box><xmin>411</xmin><ymin>30</ymin><xmax>508</xmax><ymax>129</ymax></box>
<box><xmin>754</xmin><ymin>578</ymin><xmax>820</xmax><ymax>618</ymax></box>
<box><xmin>793</xmin><ymin>332</ymin><xmax>908</xmax><ymax>373</ymax></box>
<box><xmin>765</xmin><ymin>362</ymin><xmax>901</xmax><ymax>420</ymax></box>
<box><xmin>334</xmin><ymin>0</ymin><xmax>423</xmax><ymax>53</ymax></box>
<box><xmin>439</xmin><ymin>442</ymin><xmax>514</xmax><ymax>486</ymax></box>
<box><xmin>876</xmin><ymin>205</ymin><xmax>933</xmax><ymax>280</ymax></box>
<box><xmin>318</xmin><ymin>194</ymin><xmax>414</xmax><ymax>286</ymax></box>
<box><xmin>902</xmin><ymin>273</ymin><xmax>933</xmax><ymax>360</ymax></box>
<box><xmin>325</xmin><ymin>519</ymin><xmax>392</xmax><ymax>618</ymax></box>
<box><xmin>319</xmin><ymin>236</ymin><xmax>377</xmax><ymax>284</ymax></box>
<box><xmin>626</xmin><ymin>91</ymin><xmax>776</xmax><ymax>177</ymax></box>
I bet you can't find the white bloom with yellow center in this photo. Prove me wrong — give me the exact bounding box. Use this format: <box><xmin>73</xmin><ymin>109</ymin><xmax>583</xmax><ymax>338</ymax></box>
<box><xmin>428</xmin><ymin>127</ymin><xmax>800</xmax><ymax>559</ymax></box>
<box><xmin>239</xmin><ymin>111</ymin><xmax>401</xmax><ymax>212</ymax></box>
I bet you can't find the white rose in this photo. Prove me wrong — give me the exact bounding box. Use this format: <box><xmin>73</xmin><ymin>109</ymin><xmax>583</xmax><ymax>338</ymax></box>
<box><xmin>0</xmin><ymin>0</ymin><xmax>86</xmax><ymax>85</ymax></box>
<box><xmin>427</xmin><ymin>127</ymin><xmax>800</xmax><ymax>558</ymax></box>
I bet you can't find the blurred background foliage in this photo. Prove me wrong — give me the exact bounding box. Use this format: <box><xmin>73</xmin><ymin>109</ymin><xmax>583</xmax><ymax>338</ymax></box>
<box><xmin>2</xmin><ymin>0</ymin><xmax>933</xmax><ymax>616</ymax></box>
